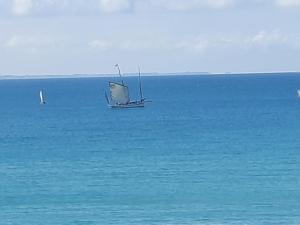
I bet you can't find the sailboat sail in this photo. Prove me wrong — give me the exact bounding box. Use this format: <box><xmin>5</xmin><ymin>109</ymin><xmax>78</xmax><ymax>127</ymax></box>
<box><xmin>39</xmin><ymin>91</ymin><xmax>45</xmax><ymax>104</ymax></box>
<box><xmin>109</xmin><ymin>82</ymin><xmax>130</xmax><ymax>104</ymax></box>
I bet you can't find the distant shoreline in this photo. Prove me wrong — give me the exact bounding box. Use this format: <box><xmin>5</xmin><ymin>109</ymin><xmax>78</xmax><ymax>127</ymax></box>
<box><xmin>0</xmin><ymin>71</ymin><xmax>299</xmax><ymax>80</ymax></box>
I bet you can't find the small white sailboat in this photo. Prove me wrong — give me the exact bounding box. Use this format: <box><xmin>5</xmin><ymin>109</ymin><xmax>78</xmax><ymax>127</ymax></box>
<box><xmin>39</xmin><ymin>90</ymin><xmax>46</xmax><ymax>104</ymax></box>
<box><xmin>297</xmin><ymin>89</ymin><xmax>300</xmax><ymax>98</ymax></box>
<box><xmin>105</xmin><ymin>64</ymin><xmax>146</xmax><ymax>108</ymax></box>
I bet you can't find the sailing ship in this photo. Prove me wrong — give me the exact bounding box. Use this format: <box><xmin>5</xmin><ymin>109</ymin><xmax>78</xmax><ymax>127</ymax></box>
<box><xmin>39</xmin><ymin>90</ymin><xmax>46</xmax><ymax>104</ymax></box>
<box><xmin>105</xmin><ymin>64</ymin><xmax>146</xmax><ymax>108</ymax></box>
<box><xmin>297</xmin><ymin>89</ymin><xmax>300</xmax><ymax>98</ymax></box>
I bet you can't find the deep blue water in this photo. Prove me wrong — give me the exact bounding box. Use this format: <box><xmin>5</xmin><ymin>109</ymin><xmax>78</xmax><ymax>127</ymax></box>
<box><xmin>0</xmin><ymin>74</ymin><xmax>299</xmax><ymax>225</ymax></box>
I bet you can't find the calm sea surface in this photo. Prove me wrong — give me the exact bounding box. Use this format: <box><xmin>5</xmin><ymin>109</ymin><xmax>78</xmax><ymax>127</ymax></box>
<box><xmin>0</xmin><ymin>74</ymin><xmax>299</xmax><ymax>225</ymax></box>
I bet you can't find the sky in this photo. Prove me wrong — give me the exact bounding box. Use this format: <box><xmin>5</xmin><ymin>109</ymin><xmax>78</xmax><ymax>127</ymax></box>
<box><xmin>0</xmin><ymin>0</ymin><xmax>300</xmax><ymax>75</ymax></box>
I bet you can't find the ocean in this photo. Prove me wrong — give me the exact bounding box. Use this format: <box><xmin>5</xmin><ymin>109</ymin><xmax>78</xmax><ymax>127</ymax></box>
<box><xmin>0</xmin><ymin>74</ymin><xmax>299</xmax><ymax>225</ymax></box>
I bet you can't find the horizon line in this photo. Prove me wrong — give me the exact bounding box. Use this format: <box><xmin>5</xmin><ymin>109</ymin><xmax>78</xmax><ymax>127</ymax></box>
<box><xmin>0</xmin><ymin>71</ymin><xmax>300</xmax><ymax>80</ymax></box>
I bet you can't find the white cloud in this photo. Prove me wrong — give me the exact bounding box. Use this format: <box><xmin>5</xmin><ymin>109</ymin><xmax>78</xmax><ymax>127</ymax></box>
<box><xmin>9</xmin><ymin>0</ymin><xmax>129</xmax><ymax>15</ymax></box>
<box><xmin>89</xmin><ymin>36</ymin><xmax>229</xmax><ymax>54</ymax></box>
<box><xmin>9</xmin><ymin>0</ymin><xmax>132</xmax><ymax>16</ymax></box>
<box><xmin>248</xmin><ymin>30</ymin><xmax>288</xmax><ymax>46</ymax></box>
<box><xmin>12</xmin><ymin>0</ymin><xmax>33</xmax><ymax>15</ymax></box>
<box><xmin>4</xmin><ymin>35</ymin><xmax>35</xmax><ymax>48</ymax></box>
<box><xmin>3</xmin><ymin>34</ymin><xmax>62</xmax><ymax>54</ymax></box>
<box><xmin>98</xmin><ymin>0</ymin><xmax>131</xmax><ymax>13</ymax></box>
<box><xmin>171</xmin><ymin>30</ymin><xmax>300</xmax><ymax>53</ymax></box>
<box><xmin>200</xmin><ymin>0</ymin><xmax>236</xmax><ymax>9</ymax></box>
<box><xmin>276</xmin><ymin>0</ymin><xmax>300</xmax><ymax>7</ymax></box>
<box><xmin>88</xmin><ymin>39</ymin><xmax>168</xmax><ymax>51</ymax></box>
<box><xmin>89</xmin><ymin>40</ymin><xmax>112</xmax><ymax>50</ymax></box>
<box><xmin>175</xmin><ymin>39</ymin><xmax>209</xmax><ymax>53</ymax></box>
<box><xmin>146</xmin><ymin>0</ymin><xmax>235</xmax><ymax>11</ymax></box>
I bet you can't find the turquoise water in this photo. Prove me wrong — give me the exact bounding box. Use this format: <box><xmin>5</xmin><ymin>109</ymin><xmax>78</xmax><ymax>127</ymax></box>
<box><xmin>0</xmin><ymin>74</ymin><xmax>299</xmax><ymax>225</ymax></box>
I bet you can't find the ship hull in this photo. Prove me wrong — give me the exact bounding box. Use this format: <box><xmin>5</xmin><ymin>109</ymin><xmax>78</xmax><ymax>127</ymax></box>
<box><xmin>109</xmin><ymin>101</ymin><xmax>145</xmax><ymax>108</ymax></box>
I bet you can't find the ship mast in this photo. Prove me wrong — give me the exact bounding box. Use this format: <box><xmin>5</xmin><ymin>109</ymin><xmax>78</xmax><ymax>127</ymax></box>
<box><xmin>115</xmin><ymin>64</ymin><xmax>124</xmax><ymax>85</ymax></box>
<box><xmin>138</xmin><ymin>66</ymin><xmax>144</xmax><ymax>101</ymax></box>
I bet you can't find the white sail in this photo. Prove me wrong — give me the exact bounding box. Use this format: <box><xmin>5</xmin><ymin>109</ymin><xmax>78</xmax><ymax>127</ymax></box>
<box><xmin>297</xmin><ymin>89</ymin><xmax>300</xmax><ymax>98</ymax></box>
<box><xmin>109</xmin><ymin>82</ymin><xmax>130</xmax><ymax>104</ymax></box>
<box><xmin>39</xmin><ymin>91</ymin><xmax>45</xmax><ymax>104</ymax></box>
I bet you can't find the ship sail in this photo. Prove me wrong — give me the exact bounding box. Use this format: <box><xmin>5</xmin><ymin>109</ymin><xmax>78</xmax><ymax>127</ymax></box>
<box><xmin>109</xmin><ymin>82</ymin><xmax>130</xmax><ymax>104</ymax></box>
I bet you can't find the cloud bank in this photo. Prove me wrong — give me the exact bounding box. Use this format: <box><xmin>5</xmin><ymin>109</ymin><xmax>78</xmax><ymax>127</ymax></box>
<box><xmin>12</xmin><ymin>0</ymin><xmax>33</xmax><ymax>15</ymax></box>
<box><xmin>1</xmin><ymin>0</ymin><xmax>300</xmax><ymax>75</ymax></box>
<box><xmin>86</xmin><ymin>29</ymin><xmax>299</xmax><ymax>54</ymax></box>
<box><xmin>4</xmin><ymin>0</ymin><xmax>300</xmax><ymax>16</ymax></box>
<box><xmin>276</xmin><ymin>0</ymin><xmax>300</xmax><ymax>7</ymax></box>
